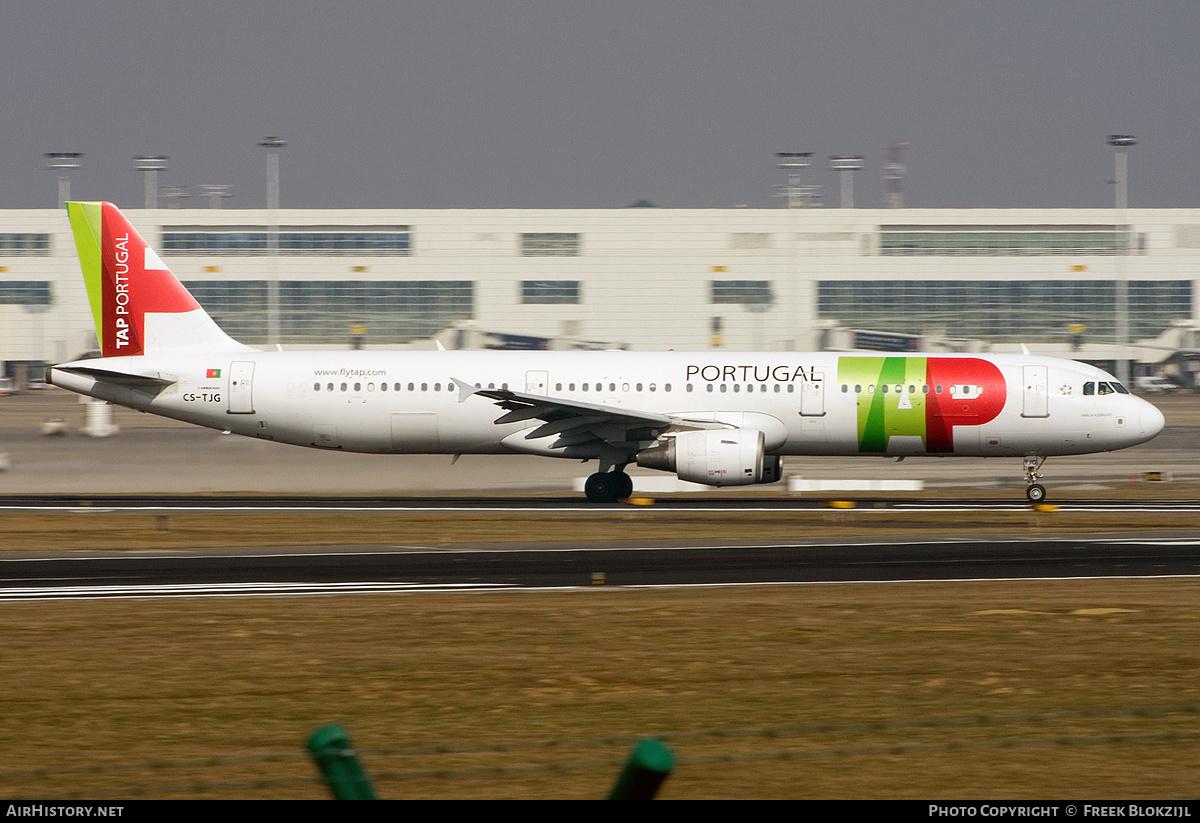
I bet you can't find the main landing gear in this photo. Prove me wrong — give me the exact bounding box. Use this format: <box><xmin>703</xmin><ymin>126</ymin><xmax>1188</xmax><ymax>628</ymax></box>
<box><xmin>584</xmin><ymin>469</ymin><xmax>633</xmax><ymax>503</ymax></box>
<box><xmin>1023</xmin><ymin>455</ymin><xmax>1047</xmax><ymax>503</ymax></box>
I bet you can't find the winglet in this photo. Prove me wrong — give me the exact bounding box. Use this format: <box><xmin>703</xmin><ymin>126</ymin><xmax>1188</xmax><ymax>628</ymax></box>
<box><xmin>452</xmin><ymin>377</ymin><xmax>479</xmax><ymax>403</ymax></box>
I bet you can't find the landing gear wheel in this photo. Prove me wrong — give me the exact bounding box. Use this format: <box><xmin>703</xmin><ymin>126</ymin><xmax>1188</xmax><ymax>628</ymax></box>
<box><xmin>1022</xmin><ymin>455</ymin><xmax>1047</xmax><ymax>504</ymax></box>
<box><xmin>585</xmin><ymin>472</ymin><xmax>621</xmax><ymax>503</ymax></box>
<box><xmin>585</xmin><ymin>471</ymin><xmax>633</xmax><ymax>503</ymax></box>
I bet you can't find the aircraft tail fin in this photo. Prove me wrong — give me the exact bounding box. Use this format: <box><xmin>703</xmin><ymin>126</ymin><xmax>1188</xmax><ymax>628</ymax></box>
<box><xmin>66</xmin><ymin>201</ymin><xmax>253</xmax><ymax>357</ymax></box>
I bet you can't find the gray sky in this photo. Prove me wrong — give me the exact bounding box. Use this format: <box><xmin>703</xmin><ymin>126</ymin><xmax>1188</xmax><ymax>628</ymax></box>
<box><xmin>4</xmin><ymin>1</ymin><xmax>1198</xmax><ymax>210</ymax></box>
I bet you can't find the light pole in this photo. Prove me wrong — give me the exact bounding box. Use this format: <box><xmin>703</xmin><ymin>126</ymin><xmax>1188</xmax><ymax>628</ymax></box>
<box><xmin>828</xmin><ymin>155</ymin><xmax>864</xmax><ymax>208</ymax></box>
<box><xmin>775</xmin><ymin>152</ymin><xmax>819</xmax><ymax>208</ymax></box>
<box><xmin>134</xmin><ymin>155</ymin><xmax>168</xmax><ymax>208</ymax></box>
<box><xmin>259</xmin><ymin>137</ymin><xmax>286</xmax><ymax>345</ymax></box>
<box><xmin>199</xmin><ymin>184</ymin><xmax>232</xmax><ymax>208</ymax></box>
<box><xmin>1108</xmin><ymin>134</ymin><xmax>1136</xmax><ymax>385</ymax></box>
<box><xmin>884</xmin><ymin>141</ymin><xmax>908</xmax><ymax>208</ymax></box>
<box><xmin>259</xmin><ymin>136</ymin><xmax>286</xmax><ymax>210</ymax></box>
<box><xmin>45</xmin><ymin>152</ymin><xmax>83</xmax><ymax>208</ymax></box>
<box><xmin>160</xmin><ymin>185</ymin><xmax>191</xmax><ymax>209</ymax></box>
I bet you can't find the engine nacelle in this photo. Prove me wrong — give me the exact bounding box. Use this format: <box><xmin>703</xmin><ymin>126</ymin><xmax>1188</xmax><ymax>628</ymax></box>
<box><xmin>636</xmin><ymin>429</ymin><xmax>783</xmax><ymax>486</ymax></box>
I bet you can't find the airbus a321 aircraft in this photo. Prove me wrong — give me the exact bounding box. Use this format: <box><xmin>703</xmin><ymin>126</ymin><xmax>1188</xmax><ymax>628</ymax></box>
<box><xmin>49</xmin><ymin>202</ymin><xmax>1165</xmax><ymax>503</ymax></box>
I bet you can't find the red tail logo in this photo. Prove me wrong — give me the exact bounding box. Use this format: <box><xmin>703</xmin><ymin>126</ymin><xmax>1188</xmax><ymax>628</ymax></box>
<box><xmin>96</xmin><ymin>203</ymin><xmax>201</xmax><ymax>357</ymax></box>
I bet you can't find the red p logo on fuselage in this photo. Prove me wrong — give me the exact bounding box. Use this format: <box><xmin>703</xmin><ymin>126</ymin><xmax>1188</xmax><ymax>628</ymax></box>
<box><xmin>925</xmin><ymin>357</ymin><xmax>1006</xmax><ymax>453</ymax></box>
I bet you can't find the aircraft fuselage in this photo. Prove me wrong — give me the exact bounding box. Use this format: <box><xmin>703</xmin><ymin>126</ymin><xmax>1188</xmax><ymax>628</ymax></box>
<box><xmin>50</xmin><ymin>348</ymin><xmax>1164</xmax><ymax>459</ymax></box>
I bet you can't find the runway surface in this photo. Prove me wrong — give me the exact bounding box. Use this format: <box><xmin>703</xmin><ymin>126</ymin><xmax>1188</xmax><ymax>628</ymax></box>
<box><xmin>4</xmin><ymin>493</ymin><xmax>1200</xmax><ymax>512</ymax></box>
<box><xmin>3</xmin><ymin>535</ymin><xmax>1199</xmax><ymax>600</ymax></box>
<box><xmin>4</xmin><ymin>392</ymin><xmax>1200</xmax><ymax>600</ymax></box>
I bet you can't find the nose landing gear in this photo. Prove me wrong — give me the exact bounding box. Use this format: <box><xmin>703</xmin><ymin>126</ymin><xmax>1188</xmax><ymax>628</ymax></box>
<box><xmin>1023</xmin><ymin>455</ymin><xmax>1047</xmax><ymax>503</ymax></box>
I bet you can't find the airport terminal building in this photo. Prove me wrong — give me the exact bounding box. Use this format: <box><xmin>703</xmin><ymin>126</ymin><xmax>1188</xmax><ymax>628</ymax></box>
<box><xmin>2</xmin><ymin>205</ymin><xmax>1199</xmax><ymax>385</ymax></box>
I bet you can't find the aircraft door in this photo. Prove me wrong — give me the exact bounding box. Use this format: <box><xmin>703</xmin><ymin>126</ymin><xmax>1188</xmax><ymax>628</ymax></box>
<box><xmin>227</xmin><ymin>361</ymin><xmax>255</xmax><ymax>414</ymax></box>
<box><xmin>799</xmin><ymin>372</ymin><xmax>826</xmax><ymax>417</ymax></box>
<box><xmin>526</xmin><ymin>371</ymin><xmax>549</xmax><ymax>395</ymax></box>
<box><xmin>1021</xmin><ymin>365</ymin><xmax>1049</xmax><ymax>418</ymax></box>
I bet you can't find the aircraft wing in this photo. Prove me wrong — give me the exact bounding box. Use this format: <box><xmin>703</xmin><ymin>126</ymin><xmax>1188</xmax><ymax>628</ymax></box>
<box><xmin>453</xmin><ymin>378</ymin><xmax>723</xmax><ymax>458</ymax></box>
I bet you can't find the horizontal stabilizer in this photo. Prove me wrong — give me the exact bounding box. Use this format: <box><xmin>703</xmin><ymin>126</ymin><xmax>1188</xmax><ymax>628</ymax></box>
<box><xmin>51</xmin><ymin>362</ymin><xmax>177</xmax><ymax>388</ymax></box>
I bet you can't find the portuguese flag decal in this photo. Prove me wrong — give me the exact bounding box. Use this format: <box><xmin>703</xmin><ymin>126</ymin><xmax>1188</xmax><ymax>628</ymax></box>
<box><xmin>206</xmin><ymin>368</ymin><xmax>222</xmax><ymax>378</ymax></box>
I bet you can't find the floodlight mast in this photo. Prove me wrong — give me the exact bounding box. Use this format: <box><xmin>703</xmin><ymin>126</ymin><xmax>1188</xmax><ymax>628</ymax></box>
<box><xmin>160</xmin><ymin>185</ymin><xmax>190</xmax><ymax>209</ymax></box>
<box><xmin>259</xmin><ymin>136</ymin><xmax>286</xmax><ymax>210</ymax></box>
<box><xmin>1107</xmin><ymin>135</ymin><xmax>1136</xmax><ymax>214</ymax></box>
<box><xmin>1107</xmin><ymin>134</ymin><xmax>1136</xmax><ymax>386</ymax></box>
<box><xmin>828</xmin><ymin>155</ymin><xmax>864</xmax><ymax>208</ymax></box>
<box><xmin>134</xmin><ymin>155</ymin><xmax>168</xmax><ymax>209</ymax></box>
<box><xmin>775</xmin><ymin>152</ymin><xmax>820</xmax><ymax>208</ymax></box>
<box><xmin>45</xmin><ymin>152</ymin><xmax>83</xmax><ymax>208</ymax></box>
<box><xmin>199</xmin><ymin>184</ymin><xmax>232</xmax><ymax>209</ymax></box>
<box><xmin>884</xmin><ymin>142</ymin><xmax>908</xmax><ymax>208</ymax></box>
<box><xmin>259</xmin><ymin>137</ymin><xmax>286</xmax><ymax>346</ymax></box>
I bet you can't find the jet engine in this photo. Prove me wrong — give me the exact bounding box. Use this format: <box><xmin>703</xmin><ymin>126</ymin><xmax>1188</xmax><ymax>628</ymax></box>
<box><xmin>636</xmin><ymin>429</ymin><xmax>782</xmax><ymax>486</ymax></box>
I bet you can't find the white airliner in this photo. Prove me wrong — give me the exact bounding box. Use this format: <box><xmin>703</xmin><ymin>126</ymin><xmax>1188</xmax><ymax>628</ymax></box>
<box><xmin>49</xmin><ymin>202</ymin><xmax>1165</xmax><ymax>503</ymax></box>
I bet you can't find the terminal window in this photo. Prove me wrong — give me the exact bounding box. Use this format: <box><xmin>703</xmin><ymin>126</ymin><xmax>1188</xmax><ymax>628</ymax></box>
<box><xmin>182</xmin><ymin>280</ymin><xmax>472</xmax><ymax>344</ymax></box>
<box><xmin>519</xmin><ymin>233</ymin><xmax>580</xmax><ymax>257</ymax></box>
<box><xmin>0</xmin><ymin>281</ymin><xmax>51</xmax><ymax>305</ymax></box>
<box><xmin>711</xmin><ymin>280</ymin><xmax>773</xmax><ymax>305</ymax></box>
<box><xmin>521</xmin><ymin>280</ymin><xmax>580</xmax><ymax>304</ymax></box>
<box><xmin>818</xmin><ymin>279</ymin><xmax>1190</xmax><ymax>342</ymax></box>
<box><xmin>0</xmin><ymin>233</ymin><xmax>50</xmax><ymax>257</ymax></box>
<box><xmin>164</xmin><ymin>227</ymin><xmax>411</xmax><ymax>256</ymax></box>
<box><xmin>879</xmin><ymin>225</ymin><xmax>1139</xmax><ymax>256</ymax></box>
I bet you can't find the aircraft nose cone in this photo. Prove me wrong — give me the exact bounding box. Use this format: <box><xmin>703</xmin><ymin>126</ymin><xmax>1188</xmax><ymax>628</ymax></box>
<box><xmin>1140</xmin><ymin>401</ymin><xmax>1165</xmax><ymax>442</ymax></box>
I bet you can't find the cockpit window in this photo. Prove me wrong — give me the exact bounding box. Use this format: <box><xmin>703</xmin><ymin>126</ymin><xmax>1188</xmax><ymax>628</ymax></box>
<box><xmin>1083</xmin><ymin>382</ymin><xmax>1095</xmax><ymax>395</ymax></box>
<box><xmin>1098</xmin><ymin>382</ymin><xmax>1114</xmax><ymax>395</ymax></box>
<box><xmin>1112</xmin><ymin>382</ymin><xmax>1129</xmax><ymax>394</ymax></box>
